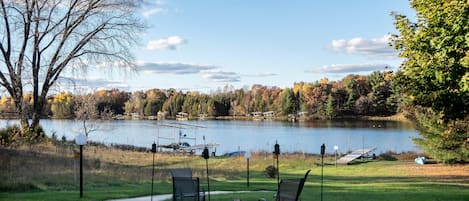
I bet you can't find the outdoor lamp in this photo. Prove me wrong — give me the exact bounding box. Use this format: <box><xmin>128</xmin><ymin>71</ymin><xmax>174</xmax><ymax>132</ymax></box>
<box><xmin>244</xmin><ymin>151</ymin><xmax>251</xmax><ymax>159</ymax></box>
<box><xmin>75</xmin><ymin>133</ymin><xmax>87</xmax><ymax>145</ymax></box>
<box><xmin>202</xmin><ymin>147</ymin><xmax>211</xmax><ymax>201</ymax></box>
<box><xmin>273</xmin><ymin>141</ymin><xmax>280</xmax><ymax>188</ymax></box>
<box><xmin>244</xmin><ymin>152</ymin><xmax>251</xmax><ymax>188</ymax></box>
<box><xmin>274</xmin><ymin>142</ymin><xmax>280</xmax><ymax>156</ymax></box>
<box><xmin>75</xmin><ymin>134</ymin><xmax>87</xmax><ymax>198</ymax></box>
<box><xmin>320</xmin><ymin>143</ymin><xmax>326</xmax><ymax>201</ymax></box>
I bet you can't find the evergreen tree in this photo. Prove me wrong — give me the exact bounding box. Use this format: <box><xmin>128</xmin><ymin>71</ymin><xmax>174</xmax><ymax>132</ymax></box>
<box><xmin>412</xmin><ymin>107</ymin><xmax>469</xmax><ymax>164</ymax></box>
<box><xmin>392</xmin><ymin>0</ymin><xmax>469</xmax><ymax>163</ymax></box>
<box><xmin>369</xmin><ymin>71</ymin><xmax>391</xmax><ymax>115</ymax></box>
<box><xmin>276</xmin><ymin>88</ymin><xmax>298</xmax><ymax>115</ymax></box>
<box><xmin>325</xmin><ymin>94</ymin><xmax>336</xmax><ymax>119</ymax></box>
<box><xmin>345</xmin><ymin>78</ymin><xmax>358</xmax><ymax>112</ymax></box>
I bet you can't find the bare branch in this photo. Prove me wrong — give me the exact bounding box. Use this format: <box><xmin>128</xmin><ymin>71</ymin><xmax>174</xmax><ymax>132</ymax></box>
<box><xmin>0</xmin><ymin>0</ymin><xmax>145</xmax><ymax>130</ymax></box>
<box><xmin>0</xmin><ymin>0</ymin><xmax>14</xmax><ymax>93</ymax></box>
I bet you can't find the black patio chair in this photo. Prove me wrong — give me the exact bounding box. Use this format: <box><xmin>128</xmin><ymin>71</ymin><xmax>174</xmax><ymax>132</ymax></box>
<box><xmin>170</xmin><ymin>169</ymin><xmax>205</xmax><ymax>201</ymax></box>
<box><xmin>274</xmin><ymin>169</ymin><xmax>311</xmax><ymax>201</ymax></box>
<box><xmin>172</xmin><ymin>177</ymin><xmax>204</xmax><ymax>201</ymax></box>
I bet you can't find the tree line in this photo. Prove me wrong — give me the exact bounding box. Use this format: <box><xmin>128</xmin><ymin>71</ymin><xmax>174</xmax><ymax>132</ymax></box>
<box><xmin>0</xmin><ymin>70</ymin><xmax>400</xmax><ymax>120</ymax></box>
<box><xmin>1</xmin><ymin>0</ymin><xmax>466</xmax><ymax>163</ymax></box>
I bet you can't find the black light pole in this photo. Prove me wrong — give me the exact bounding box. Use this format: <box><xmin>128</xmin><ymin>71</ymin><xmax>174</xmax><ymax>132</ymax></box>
<box><xmin>247</xmin><ymin>157</ymin><xmax>250</xmax><ymax>187</ymax></box>
<box><xmin>151</xmin><ymin>142</ymin><xmax>157</xmax><ymax>201</ymax></box>
<box><xmin>75</xmin><ymin>134</ymin><xmax>86</xmax><ymax>199</ymax></box>
<box><xmin>202</xmin><ymin>147</ymin><xmax>211</xmax><ymax>201</ymax></box>
<box><xmin>273</xmin><ymin>141</ymin><xmax>280</xmax><ymax>188</ymax></box>
<box><xmin>245</xmin><ymin>152</ymin><xmax>251</xmax><ymax>188</ymax></box>
<box><xmin>79</xmin><ymin>144</ymin><xmax>83</xmax><ymax>198</ymax></box>
<box><xmin>320</xmin><ymin>144</ymin><xmax>326</xmax><ymax>201</ymax></box>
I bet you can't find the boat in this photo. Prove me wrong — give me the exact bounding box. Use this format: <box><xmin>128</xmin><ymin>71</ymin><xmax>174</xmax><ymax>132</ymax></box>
<box><xmin>251</xmin><ymin>112</ymin><xmax>263</xmax><ymax>120</ymax></box>
<box><xmin>176</xmin><ymin>112</ymin><xmax>188</xmax><ymax>120</ymax></box>
<box><xmin>154</xmin><ymin>122</ymin><xmax>218</xmax><ymax>154</ymax></box>
<box><xmin>198</xmin><ymin>113</ymin><xmax>208</xmax><ymax>120</ymax></box>
<box><xmin>225</xmin><ymin>151</ymin><xmax>246</xmax><ymax>157</ymax></box>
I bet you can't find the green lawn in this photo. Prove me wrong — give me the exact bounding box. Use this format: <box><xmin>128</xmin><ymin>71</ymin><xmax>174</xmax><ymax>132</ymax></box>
<box><xmin>1</xmin><ymin>145</ymin><xmax>468</xmax><ymax>201</ymax></box>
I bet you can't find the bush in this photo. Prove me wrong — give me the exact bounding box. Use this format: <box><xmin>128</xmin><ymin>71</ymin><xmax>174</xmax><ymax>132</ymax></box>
<box><xmin>412</xmin><ymin>108</ymin><xmax>469</xmax><ymax>164</ymax></box>
<box><xmin>379</xmin><ymin>151</ymin><xmax>397</xmax><ymax>161</ymax></box>
<box><xmin>0</xmin><ymin>125</ymin><xmax>21</xmax><ymax>147</ymax></box>
<box><xmin>0</xmin><ymin>182</ymin><xmax>39</xmax><ymax>192</ymax></box>
<box><xmin>0</xmin><ymin>125</ymin><xmax>46</xmax><ymax>147</ymax></box>
<box><xmin>264</xmin><ymin>165</ymin><xmax>277</xmax><ymax>178</ymax></box>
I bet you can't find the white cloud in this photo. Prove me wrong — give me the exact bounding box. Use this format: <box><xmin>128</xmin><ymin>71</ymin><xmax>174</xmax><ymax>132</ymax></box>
<box><xmin>202</xmin><ymin>71</ymin><xmax>241</xmax><ymax>82</ymax></box>
<box><xmin>54</xmin><ymin>77</ymin><xmax>130</xmax><ymax>92</ymax></box>
<box><xmin>307</xmin><ymin>63</ymin><xmax>391</xmax><ymax>74</ymax></box>
<box><xmin>137</xmin><ymin>62</ymin><xmax>217</xmax><ymax>74</ymax></box>
<box><xmin>329</xmin><ymin>35</ymin><xmax>397</xmax><ymax>58</ymax></box>
<box><xmin>153</xmin><ymin>0</ymin><xmax>164</xmax><ymax>5</ymax></box>
<box><xmin>243</xmin><ymin>72</ymin><xmax>278</xmax><ymax>77</ymax></box>
<box><xmin>142</xmin><ymin>8</ymin><xmax>163</xmax><ymax>17</ymax></box>
<box><xmin>146</xmin><ymin>36</ymin><xmax>186</xmax><ymax>51</ymax></box>
<box><xmin>137</xmin><ymin>62</ymin><xmax>240</xmax><ymax>82</ymax></box>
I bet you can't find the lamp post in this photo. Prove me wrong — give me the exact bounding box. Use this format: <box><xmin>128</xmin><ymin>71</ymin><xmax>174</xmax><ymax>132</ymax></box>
<box><xmin>320</xmin><ymin>144</ymin><xmax>325</xmax><ymax>201</ymax></box>
<box><xmin>151</xmin><ymin>142</ymin><xmax>157</xmax><ymax>201</ymax></box>
<box><xmin>244</xmin><ymin>152</ymin><xmax>251</xmax><ymax>188</ymax></box>
<box><xmin>202</xmin><ymin>147</ymin><xmax>211</xmax><ymax>201</ymax></box>
<box><xmin>75</xmin><ymin>134</ymin><xmax>87</xmax><ymax>198</ymax></box>
<box><xmin>273</xmin><ymin>141</ymin><xmax>280</xmax><ymax>188</ymax></box>
<box><xmin>334</xmin><ymin>145</ymin><xmax>339</xmax><ymax>168</ymax></box>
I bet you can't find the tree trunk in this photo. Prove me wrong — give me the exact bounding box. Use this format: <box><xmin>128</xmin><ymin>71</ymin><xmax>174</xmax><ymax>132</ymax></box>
<box><xmin>31</xmin><ymin>109</ymin><xmax>41</xmax><ymax>132</ymax></box>
<box><xmin>30</xmin><ymin>93</ymin><xmax>46</xmax><ymax>139</ymax></box>
<box><xmin>14</xmin><ymin>94</ymin><xmax>30</xmax><ymax>132</ymax></box>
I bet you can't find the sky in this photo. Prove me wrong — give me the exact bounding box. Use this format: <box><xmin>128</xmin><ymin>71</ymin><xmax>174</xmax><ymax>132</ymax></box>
<box><xmin>67</xmin><ymin>0</ymin><xmax>416</xmax><ymax>93</ymax></box>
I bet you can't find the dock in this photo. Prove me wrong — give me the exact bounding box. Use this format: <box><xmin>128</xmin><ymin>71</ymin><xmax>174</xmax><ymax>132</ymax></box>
<box><xmin>336</xmin><ymin>147</ymin><xmax>376</xmax><ymax>164</ymax></box>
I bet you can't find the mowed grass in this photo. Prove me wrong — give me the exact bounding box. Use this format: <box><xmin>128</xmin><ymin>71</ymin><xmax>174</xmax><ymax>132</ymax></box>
<box><xmin>1</xmin><ymin>144</ymin><xmax>468</xmax><ymax>201</ymax></box>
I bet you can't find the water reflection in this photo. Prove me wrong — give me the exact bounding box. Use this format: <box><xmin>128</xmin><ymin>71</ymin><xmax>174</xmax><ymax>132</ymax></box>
<box><xmin>0</xmin><ymin>119</ymin><xmax>420</xmax><ymax>154</ymax></box>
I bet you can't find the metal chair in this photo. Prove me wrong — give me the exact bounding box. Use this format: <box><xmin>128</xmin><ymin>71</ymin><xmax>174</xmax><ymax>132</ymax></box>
<box><xmin>275</xmin><ymin>169</ymin><xmax>311</xmax><ymax>201</ymax></box>
<box><xmin>172</xmin><ymin>177</ymin><xmax>203</xmax><ymax>201</ymax></box>
<box><xmin>170</xmin><ymin>169</ymin><xmax>205</xmax><ymax>201</ymax></box>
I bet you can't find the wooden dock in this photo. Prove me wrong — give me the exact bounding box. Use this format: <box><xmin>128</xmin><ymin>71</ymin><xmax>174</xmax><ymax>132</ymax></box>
<box><xmin>336</xmin><ymin>147</ymin><xmax>376</xmax><ymax>164</ymax></box>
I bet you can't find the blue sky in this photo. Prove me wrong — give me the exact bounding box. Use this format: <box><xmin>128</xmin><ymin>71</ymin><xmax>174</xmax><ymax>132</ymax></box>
<box><xmin>73</xmin><ymin>0</ymin><xmax>415</xmax><ymax>93</ymax></box>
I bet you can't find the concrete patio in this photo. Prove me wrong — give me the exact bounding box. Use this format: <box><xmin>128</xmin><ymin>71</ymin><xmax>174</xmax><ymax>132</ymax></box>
<box><xmin>108</xmin><ymin>191</ymin><xmax>271</xmax><ymax>201</ymax></box>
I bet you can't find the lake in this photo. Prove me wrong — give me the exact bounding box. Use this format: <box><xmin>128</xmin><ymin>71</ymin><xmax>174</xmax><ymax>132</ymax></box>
<box><xmin>0</xmin><ymin>119</ymin><xmax>421</xmax><ymax>155</ymax></box>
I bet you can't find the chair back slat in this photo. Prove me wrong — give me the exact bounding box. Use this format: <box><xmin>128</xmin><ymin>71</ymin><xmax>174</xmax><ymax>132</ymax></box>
<box><xmin>276</xmin><ymin>169</ymin><xmax>310</xmax><ymax>201</ymax></box>
<box><xmin>173</xmin><ymin>177</ymin><xmax>199</xmax><ymax>200</ymax></box>
<box><xmin>170</xmin><ymin>168</ymin><xmax>193</xmax><ymax>178</ymax></box>
<box><xmin>171</xmin><ymin>169</ymin><xmax>203</xmax><ymax>201</ymax></box>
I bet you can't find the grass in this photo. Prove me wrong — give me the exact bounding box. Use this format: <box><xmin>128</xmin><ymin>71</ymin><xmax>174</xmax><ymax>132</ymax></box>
<box><xmin>1</xmin><ymin>143</ymin><xmax>468</xmax><ymax>201</ymax></box>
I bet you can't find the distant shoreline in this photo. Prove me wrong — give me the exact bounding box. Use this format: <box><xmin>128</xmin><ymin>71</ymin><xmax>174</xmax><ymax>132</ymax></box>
<box><xmin>0</xmin><ymin>113</ymin><xmax>410</xmax><ymax>122</ymax></box>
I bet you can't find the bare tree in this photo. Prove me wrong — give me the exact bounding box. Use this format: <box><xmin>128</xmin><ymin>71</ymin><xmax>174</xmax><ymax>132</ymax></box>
<box><xmin>74</xmin><ymin>93</ymin><xmax>99</xmax><ymax>137</ymax></box>
<box><xmin>74</xmin><ymin>92</ymin><xmax>114</xmax><ymax>137</ymax></box>
<box><xmin>0</xmin><ymin>0</ymin><xmax>145</xmax><ymax>137</ymax></box>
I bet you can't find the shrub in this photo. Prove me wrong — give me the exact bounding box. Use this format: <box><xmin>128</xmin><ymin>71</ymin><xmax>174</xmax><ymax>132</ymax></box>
<box><xmin>0</xmin><ymin>125</ymin><xmax>21</xmax><ymax>147</ymax></box>
<box><xmin>264</xmin><ymin>165</ymin><xmax>277</xmax><ymax>178</ymax></box>
<box><xmin>0</xmin><ymin>125</ymin><xmax>46</xmax><ymax>147</ymax></box>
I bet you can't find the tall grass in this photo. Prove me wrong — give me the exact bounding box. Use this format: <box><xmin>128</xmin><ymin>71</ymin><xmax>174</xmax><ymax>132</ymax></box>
<box><xmin>1</xmin><ymin>143</ymin><xmax>468</xmax><ymax>201</ymax></box>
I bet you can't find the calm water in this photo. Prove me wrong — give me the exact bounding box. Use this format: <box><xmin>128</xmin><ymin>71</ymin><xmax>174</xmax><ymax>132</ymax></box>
<box><xmin>0</xmin><ymin>119</ymin><xmax>421</xmax><ymax>154</ymax></box>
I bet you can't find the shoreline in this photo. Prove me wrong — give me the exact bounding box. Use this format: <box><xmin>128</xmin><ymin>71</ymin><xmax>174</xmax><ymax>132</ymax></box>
<box><xmin>0</xmin><ymin>113</ymin><xmax>410</xmax><ymax>122</ymax></box>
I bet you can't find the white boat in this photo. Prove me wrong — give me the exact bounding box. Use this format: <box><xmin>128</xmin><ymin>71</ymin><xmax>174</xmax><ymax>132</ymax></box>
<box><xmin>176</xmin><ymin>112</ymin><xmax>188</xmax><ymax>120</ymax></box>
<box><xmin>155</xmin><ymin>121</ymin><xmax>218</xmax><ymax>154</ymax></box>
